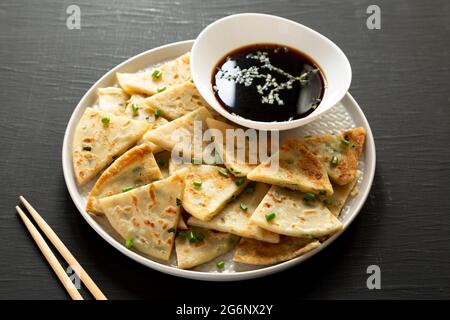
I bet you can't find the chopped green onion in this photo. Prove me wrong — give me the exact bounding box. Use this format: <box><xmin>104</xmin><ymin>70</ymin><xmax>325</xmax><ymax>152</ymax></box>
<box><xmin>193</xmin><ymin>181</ymin><xmax>202</xmax><ymax>188</ymax></box>
<box><xmin>131</xmin><ymin>103</ymin><xmax>139</xmax><ymax>116</ymax></box>
<box><xmin>240</xmin><ymin>203</ymin><xmax>248</xmax><ymax>211</ymax></box>
<box><xmin>122</xmin><ymin>186</ymin><xmax>133</xmax><ymax>193</ymax></box>
<box><xmin>319</xmin><ymin>190</ymin><xmax>326</xmax><ymax>196</ymax></box>
<box><xmin>154</xmin><ymin>108</ymin><xmax>162</xmax><ymax>118</ymax></box>
<box><xmin>265</xmin><ymin>212</ymin><xmax>276</xmax><ymax>222</ymax></box>
<box><xmin>176</xmin><ymin>198</ymin><xmax>182</xmax><ymax>206</ymax></box>
<box><xmin>101</xmin><ymin>117</ymin><xmax>110</xmax><ymax>125</ymax></box>
<box><xmin>168</xmin><ymin>227</ymin><xmax>175</xmax><ymax>233</ymax></box>
<box><xmin>331</xmin><ymin>155</ymin><xmax>339</xmax><ymax>166</ymax></box>
<box><xmin>340</xmin><ymin>139</ymin><xmax>350</xmax><ymax>147</ymax></box>
<box><xmin>195</xmin><ymin>232</ymin><xmax>205</xmax><ymax>241</ymax></box>
<box><xmin>218</xmin><ymin>168</ymin><xmax>228</xmax><ymax>177</ymax></box>
<box><xmin>188</xmin><ymin>231</ymin><xmax>196</xmax><ymax>242</ymax></box>
<box><xmin>151</xmin><ymin>70</ymin><xmax>162</xmax><ymax>79</ymax></box>
<box><xmin>304</xmin><ymin>192</ymin><xmax>315</xmax><ymax>201</ymax></box>
<box><xmin>235</xmin><ymin>177</ymin><xmax>245</xmax><ymax>186</ymax></box>
<box><xmin>82</xmin><ymin>146</ymin><xmax>92</xmax><ymax>151</ymax></box>
<box><xmin>324</xmin><ymin>198</ymin><xmax>333</xmax><ymax>205</ymax></box>
<box><xmin>191</xmin><ymin>158</ymin><xmax>201</xmax><ymax>165</ymax></box>
<box><xmin>245</xmin><ymin>182</ymin><xmax>256</xmax><ymax>194</ymax></box>
<box><xmin>245</xmin><ymin>186</ymin><xmax>255</xmax><ymax>194</ymax></box>
<box><xmin>230</xmin><ymin>167</ymin><xmax>241</xmax><ymax>175</ymax></box>
<box><xmin>178</xmin><ymin>231</ymin><xmax>186</xmax><ymax>240</ymax></box>
<box><xmin>157</xmin><ymin>86</ymin><xmax>167</xmax><ymax>93</ymax></box>
<box><xmin>125</xmin><ymin>237</ymin><xmax>133</xmax><ymax>249</ymax></box>
<box><xmin>187</xmin><ymin>230</ymin><xmax>205</xmax><ymax>243</ymax></box>
<box><xmin>188</xmin><ymin>231</ymin><xmax>196</xmax><ymax>243</ymax></box>
<box><xmin>216</xmin><ymin>261</ymin><xmax>225</xmax><ymax>269</ymax></box>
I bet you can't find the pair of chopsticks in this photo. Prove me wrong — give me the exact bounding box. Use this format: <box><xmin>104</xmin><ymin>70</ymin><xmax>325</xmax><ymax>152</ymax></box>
<box><xmin>16</xmin><ymin>196</ymin><xmax>107</xmax><ymax>300</ymax></box>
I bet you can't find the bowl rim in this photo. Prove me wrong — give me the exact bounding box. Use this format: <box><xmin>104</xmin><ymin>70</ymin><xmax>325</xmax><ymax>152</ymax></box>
<box><xmin>62</xmin><ymin>40</ymin><xmax>374</xmax><ymax>281</ymax></box>
<box><xmin>191</xmin><ymin>13</ymin><xmax>352</xmax><ymax>131</ymax></box>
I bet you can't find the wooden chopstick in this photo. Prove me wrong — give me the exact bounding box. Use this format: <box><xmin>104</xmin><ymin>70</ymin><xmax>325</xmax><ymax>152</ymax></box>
<box><xmin>16</xmin><ymin>206</ymin><xmax>84</xmax><ymax>300</ymax></box>
<box><xmin>19</xmin><ymin>196</ymin><xmax>107</xmax><ymax>300</ymax></box>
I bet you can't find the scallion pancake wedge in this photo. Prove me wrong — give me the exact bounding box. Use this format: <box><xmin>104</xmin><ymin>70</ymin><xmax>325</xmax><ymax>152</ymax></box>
<box><xmin>187</xmin><ymin>182</ymin><xmax>279</xmax><ymax>243</ymax></box>
<box><xmin>175</xmin><ymin>227</ymin><xmax>239</xmax><ymax>269</ymax></box>
<box><xmin>233</xmin><ymin>236</ymin><xmax>320</xmax><ymax>265</ymax></box>
<box><xmin>97</xmin><ymin>89</ymin><xmax>167</xmax><ymax>130</ymax></box>
<box><xmin>154</xmin><ymin>151</ymin><xmax>171</xmax><ymax>178</ymax></box>
<box><xmin>326</xmin><ymin>172</ymin><xmax>359</xmax><ymax>216</ymax></box>
<box><xmin>143</xmin><ymin>107</ymin><xmax>212</xmax><ymax>158</ymax></box>
<box><xmin>72</xmin><ymin>107</ymin><xmax>148</xmax><ymax>185</ymax></box>
<box><xmin>116</xmin><ymin>53</ymin><xmax>191</xmax><ymax>96</ymax></box>
<box><xmin>247</xmin><ymin>139</ymin><xmax>333</xmax><ymax>195</ymax></box>
<box><xmin>250</xmin><ymin>185</ymin><xmax>343</xmax><ymax>238</ymax></box>
<box><xmin>136</xmin><ymin>104</ymin><xmax>170</xmax><ymax>155</ymax></box>
<box><xmin>124</xmin><ymin>94</ymin><xmax>169</xmax><ymax>125</ymax></box>
<box><xmin>302</xmin><ymin>127</ymin><xmax>366</xmax><ymax>185</ymax></box>
<box><xmin>144</xmin><ymin>81</ymin><xmax>223</xmax><ymax>120</ymax></box>
<box><xmin>205</xmin><ymin>118</ymin><xmax>258</xmax><ymax>177</ymax></box>
<box><xmin>97</xmin><ymin>87</ymin><xmax>129</xmax><ymax>115</ymax></box>
<box><xmin>182</xmin><ymin>165</ymin><xmax>248</xmax><ymax>221</ymax></box>
<box><xmin>169</xmin><ymin>156</ymin><xmax>192</xmax><ymax>175</ymax></box>
<box><xmin>99</xmin><ymin>173</ymin><xmax>184</xmax><ymax>261</ymax></box>
<box><xmin>97</xmin><ymin>92</ymin><xmax>169</xmax><ymax>153</ymax></box>
<box><xmin>85</xmin><ymin>143</ymin><xmax>162</xmax><ymax>214</ymax></box>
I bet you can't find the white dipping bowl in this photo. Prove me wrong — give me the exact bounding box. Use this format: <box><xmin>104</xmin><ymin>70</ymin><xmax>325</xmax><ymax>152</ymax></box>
<box><xmin>191</xmin><ymin>13</ymin><xmax>352</xmax><ymax>130</ymax></box>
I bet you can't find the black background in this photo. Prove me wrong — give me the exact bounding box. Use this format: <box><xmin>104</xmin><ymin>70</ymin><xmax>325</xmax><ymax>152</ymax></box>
<box><xmin>1</xmin><ymin>0</ymin><xmax>449</xmax><ymax>300</ymax></box>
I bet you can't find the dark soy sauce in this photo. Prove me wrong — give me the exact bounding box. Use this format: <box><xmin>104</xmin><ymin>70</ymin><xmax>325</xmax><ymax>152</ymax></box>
<box><xmin>212</xmin><ymin>44</ymin><xmax>325</xmax><ymax>122</ymax></box>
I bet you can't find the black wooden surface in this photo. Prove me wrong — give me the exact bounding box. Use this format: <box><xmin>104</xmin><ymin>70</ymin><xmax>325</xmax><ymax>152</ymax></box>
<box><xmin>1</xmin><ymin>0</ymin><xmax>449</xmax><ymax>300</ymax></box>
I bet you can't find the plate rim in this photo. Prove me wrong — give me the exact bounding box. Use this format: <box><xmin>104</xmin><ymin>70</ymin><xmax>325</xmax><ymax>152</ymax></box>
<box><xmin>62</xmin><ymin>40</ymin><xmax>376</xmax><ymax>281</ymax></box>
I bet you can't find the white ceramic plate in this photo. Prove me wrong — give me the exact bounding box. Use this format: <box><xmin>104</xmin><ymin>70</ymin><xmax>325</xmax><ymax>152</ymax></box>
<box><xmin>62</xmin><ymin>40</ymin><xmax>376</xmax><ymax>281</ymax></box>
